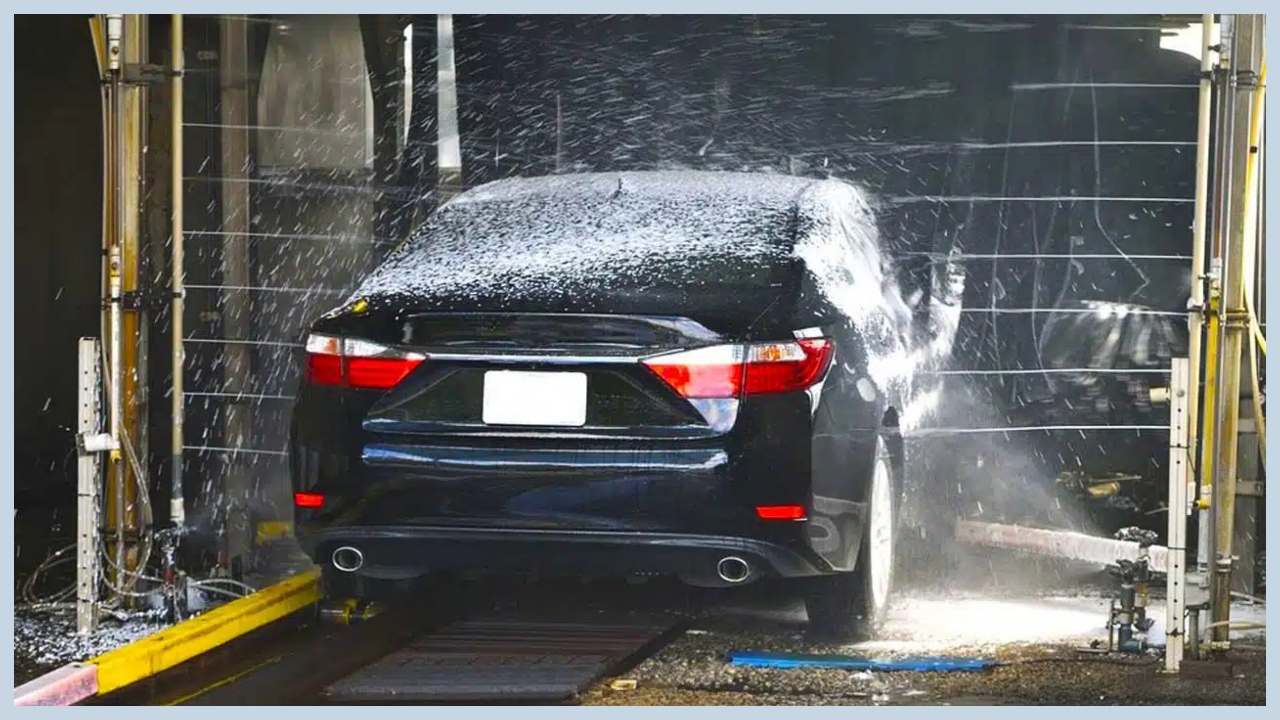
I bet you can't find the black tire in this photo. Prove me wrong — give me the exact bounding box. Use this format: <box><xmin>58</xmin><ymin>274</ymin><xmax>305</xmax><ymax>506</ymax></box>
<box><xmin>804</xmin><ymin>433</ymin><xmax>898</xmax><ymax>642</ymax></box>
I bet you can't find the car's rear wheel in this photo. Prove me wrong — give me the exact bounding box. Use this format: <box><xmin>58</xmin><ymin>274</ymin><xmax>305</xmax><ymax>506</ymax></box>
<box><xmin>804</xmin><ymin>433</ymin><xmax>897</xmax><ymax>642</ymax></box>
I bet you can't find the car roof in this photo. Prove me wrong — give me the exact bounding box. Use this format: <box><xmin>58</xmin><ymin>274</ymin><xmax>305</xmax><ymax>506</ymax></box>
<box><xmin>446</xmin><ymin>170</ymin><xmax>829</xmax><ymax>215</ymax></box>
<box><xmin>352</xmin><ymin>170</ymin><xmax>878</xmax><ymax>317</ymax></box>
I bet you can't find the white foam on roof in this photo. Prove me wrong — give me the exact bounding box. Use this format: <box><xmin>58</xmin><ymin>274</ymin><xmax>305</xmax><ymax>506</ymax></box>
<box><xmin>349</xmin><ymin>171</ymin><xmax>897</xmax><ymax>315</ymax></box>
<box><xmin>345</xmin><ymin>170</ymin><xmax>928</xmax><ymax>395</ymax></box>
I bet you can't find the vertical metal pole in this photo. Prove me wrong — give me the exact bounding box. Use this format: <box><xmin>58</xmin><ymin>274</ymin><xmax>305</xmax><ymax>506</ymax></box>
<box><xmin>1200</xmin><ymin>14</ymin><xmax>1236</xmax><ymax>590</ymax></box>
<box><xmin>1209</xmin><ymin>13</ymin><xmax>1263</xmax><ymax>646</ymax></box>
<box><xmin>1233</xmin><ymin>59</ymin><xmax>1265</xmax><ymax>599</ymax></box>
<box><xmin>77</xmin><ymin>339</ymin><xmax>102</xmax><ymax>636</ymax></box>
<box><xmin>1164</xmin><ymin>357</ymin><xmax>1192</xmax><ymax>673</ymax></box>
<box><xmin>1257</xmin><ymin>125</ymin><xmax>1266</xmax><ymax>333</ymax></box>
<box><xmin>1188</xmin><ymin>17</ymin><xmax>1215</xmax><ymax>582</ymax></box>
<box><xmin>170</xmin><ymin>14</ymin><xmax>186</xmax><ymax>529</ymax></box>
<box><xmin>437</xmin><ymin>14</ymin><xmax>462</xmax><ymax>201</ymax></box>
<box><xmin>105</xmin><ymin>13</ymin><xmax>128</xmax><ymax>597</ymax></box>
<box><xmin>120</xmin><ymin>13</ymin><xmax>148</xmax><ymax>589</ymax></box>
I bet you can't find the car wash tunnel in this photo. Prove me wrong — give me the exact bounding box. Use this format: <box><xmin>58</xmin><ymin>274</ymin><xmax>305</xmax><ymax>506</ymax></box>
<box><xmin>12</xmin><ymin>13</ymin><xmax>1267</xmax><ymax>706</ymax></box>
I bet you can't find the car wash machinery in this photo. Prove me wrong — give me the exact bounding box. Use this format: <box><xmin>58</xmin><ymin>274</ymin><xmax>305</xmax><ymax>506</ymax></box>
<box><xmin>956</xmin><ymin>14</ymin><xmax>1266</xmax><ymax>674</ymax></box>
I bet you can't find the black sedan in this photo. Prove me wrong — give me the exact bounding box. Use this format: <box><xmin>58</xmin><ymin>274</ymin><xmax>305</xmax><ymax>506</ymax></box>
<box><xmin>290</xmin><ymin>171</ymin><xmax>963</xmax><ymax>640</ymax></box>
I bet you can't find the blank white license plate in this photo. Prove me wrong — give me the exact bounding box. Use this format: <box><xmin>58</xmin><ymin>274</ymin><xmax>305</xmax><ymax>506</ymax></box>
<box><xmin>482</xmin><ymin>370</ymin><xmax>588</xmax><ymax>427</ymax></box>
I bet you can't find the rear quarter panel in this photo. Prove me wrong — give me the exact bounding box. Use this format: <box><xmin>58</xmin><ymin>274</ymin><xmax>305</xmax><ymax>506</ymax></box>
<box><xmin>792</xmin><ymin>272</ymin><xmax>892</xmax><ymax>573</ymax></box>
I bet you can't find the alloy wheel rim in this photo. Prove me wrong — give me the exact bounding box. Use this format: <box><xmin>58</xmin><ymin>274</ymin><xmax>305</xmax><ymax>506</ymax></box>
<box><xmin>867</xmin><ymin>453</ymin><xmax>894</xmax><ymax>613</ymax></box>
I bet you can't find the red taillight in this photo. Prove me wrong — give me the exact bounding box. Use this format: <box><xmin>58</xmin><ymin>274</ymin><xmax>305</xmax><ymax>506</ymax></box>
<box><xmin>642</xmin><ymin>344</ymin><xmax>745</xmax><ymax>399</ymax></box>
<box><xmin>756</xmin><ymin>504</ymin><xmax>807</xmax><ymax>521</ymax></box>
<box><xmin>345</xmin><ymin>357</ymin><xmax>422</xmax><ymax>390</ymax></box>
<box><xmin>642</xmin><ymin>337</ymin><xmax>834</xmax><ymax>399</ymax></box>
<box><xmin>306</xmin><ymin>354</ymin><xmax>344</xmax><ymax>385</ymax></box>
<box><xmin>294</xmin><ymin>492</ymin><xmax>325</xmax><ymax>509</ymax></box>
<box><xmin>304</xmin><ymin>334</ymin><xmax>425</xmax><ymax>390</ymax></box>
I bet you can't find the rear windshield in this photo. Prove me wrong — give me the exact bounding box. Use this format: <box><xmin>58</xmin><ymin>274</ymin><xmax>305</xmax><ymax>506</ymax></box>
<box><xmin>357</xmin><ymin>192</ymin><xmax>797</xmax><ymax>301</ymax></box>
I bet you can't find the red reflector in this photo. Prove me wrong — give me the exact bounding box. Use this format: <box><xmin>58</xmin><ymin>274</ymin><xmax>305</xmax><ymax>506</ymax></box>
<box><xmin>643</xmin><ymin>338</ymin><xmax>834</xmax><ymax>399</ymax></box>
<box><xmin>756</xmin><ymin>505</ymin><xmax>806</xmax><ymax>521</ymax></box>
<box><xmin>294</xmin><ymin>492</ymin><xmax>325</xmax><ymax>509</ymax></box>
<box><xmin>346</xmin><ymin>356</ymin><xmax>424</xmax><ymax>390</ymax></box>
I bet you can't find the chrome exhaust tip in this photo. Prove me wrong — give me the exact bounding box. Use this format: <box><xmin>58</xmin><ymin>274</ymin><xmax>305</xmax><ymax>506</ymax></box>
<box><xmin>716</xmin><ymin>556</ymin><xmax>751</xmax><ymax>584</ymax></box>
<box><xmin>332</xmin><ymin>546</ymin><xmax>364</xmax><ymax>573</ymax></box>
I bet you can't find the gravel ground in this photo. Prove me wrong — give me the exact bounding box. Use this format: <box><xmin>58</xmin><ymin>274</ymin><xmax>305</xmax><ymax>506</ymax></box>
<box><xmin>584</xmin><ymin>628</ymin><xmax>1266</xmax><ymax>706</ymax></box>
<box><xmin>581</xmin><ymin>589</ymin><xmax>1267</xmax><ymax>706</ymax></box>
<box><xmin>14</xmin><ymin>611</ymin><xmax>173</xmax><ymax>686</ymax></box>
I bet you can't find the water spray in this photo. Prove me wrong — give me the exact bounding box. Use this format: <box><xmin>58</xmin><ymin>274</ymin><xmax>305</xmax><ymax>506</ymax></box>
<box><xmin>156</xmin><ymin>527</ymin><xmax>189</xmax><ymax>623</ymax></box>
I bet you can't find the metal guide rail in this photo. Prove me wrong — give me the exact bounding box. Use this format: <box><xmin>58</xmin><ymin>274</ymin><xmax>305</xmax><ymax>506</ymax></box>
<box><xmin>15</xmin><ymin>570</ymin><xmax>324</xmax><ymax>706</ymax></box>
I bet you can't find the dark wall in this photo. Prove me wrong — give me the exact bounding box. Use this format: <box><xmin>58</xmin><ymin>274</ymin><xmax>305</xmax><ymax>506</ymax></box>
<box><xmin>14</xmin><ymin>15</ymin><xmax>103</xmax><ymax>503</ymax></box>
<box><xmin>444</xmin><ymin>15</ymin><xmax>1200</xmax><ymax>525</ymax></box>
<box><xmin>14</xmin><ymin>14</ymin><xmax>1201</xmax><ymax>532</ymax></box>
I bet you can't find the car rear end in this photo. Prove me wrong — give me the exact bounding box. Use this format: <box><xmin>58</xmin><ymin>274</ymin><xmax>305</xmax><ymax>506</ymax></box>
<box><xmin>289</xmin><ymin>172</ymin><xmax>848</xmax><ymax>592</ymax></box>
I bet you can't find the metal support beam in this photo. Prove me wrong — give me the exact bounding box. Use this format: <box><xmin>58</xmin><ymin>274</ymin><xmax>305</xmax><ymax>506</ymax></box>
<box><xmin>1233</xmin><ymin>433</ymin><xmax>1259</xmax><ymax>596</ymax></box>
<box><xmin>1187</xmin><ymin>15</ymin><xmax>1215</xmax><ymax>583</ymax></box>
<box><xmin>95</xmin><ymin>13</ymin><xmax>148</xmax><ymax>603</ymax></box>
<box><xmin>104</xmin><ymin>12</ymin><xmax>129</xmax><ymax>601</ymax></box>
<box><xmin>76</xmin><ymin>339</ymin><xmax>104</xmax><ymax>636</ymax></box>
<box><xmin>170</xmin><ymin>13</ymin><xmax>186</xmax><ymax>530</ymax></box>
<box><xmin>1198</xmin><ymin>28</ymin><xmax>1233</xmax><ymax>585</ymax></box>
<box><xmin>1164</xmin><ymin>357</ymin><xmax>1192</xmax><ymax>673</ymax></box>
<box><xmin>1207</xmin><ymin>12</ymin><xmax>1264</xmax><ymax>646</ymax></box>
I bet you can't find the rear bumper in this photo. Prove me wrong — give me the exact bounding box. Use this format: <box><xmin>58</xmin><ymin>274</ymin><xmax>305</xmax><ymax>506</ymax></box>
<box><xmin>298</xmin><ymin>525</ymin><xmax>833</xmax><ymax>586</ymax></box>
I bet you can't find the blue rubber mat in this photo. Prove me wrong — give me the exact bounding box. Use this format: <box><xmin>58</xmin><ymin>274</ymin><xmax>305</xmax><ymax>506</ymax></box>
<box><xmin>727</xmin><ymin>650</ymin><xmax>998</xmax><ymax>672</ymax></box>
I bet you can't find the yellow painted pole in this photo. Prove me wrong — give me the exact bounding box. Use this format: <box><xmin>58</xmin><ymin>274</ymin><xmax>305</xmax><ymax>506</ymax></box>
<box><xmin>118</xmin><ymin>13</ymin><xmax>147</xmax><ymax>589</ymax></box>
<box><xmin>1208</xmin><ymin>14</ymin><xmax>1263</xmax><ymax>646</ymax></box>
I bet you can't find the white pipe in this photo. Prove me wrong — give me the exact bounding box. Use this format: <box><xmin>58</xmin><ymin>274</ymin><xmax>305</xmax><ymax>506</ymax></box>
<box><xmin>106</xmin><ymin>15</ymin><xmax>123</xmax><ymax>72</ymax></box>
<box><xmin>170</xmin><ymin>14</ymin><xmax>186</xmax><ymax>528</ymax></box>
<box><xmin>1200</xmin><ymin>620</ymin><xmax>1266</xmax><ymax>636</ymax></box>
<box><xmin>1164</xmin><ymin>357</ymin><xmax>1192</xmax><ymax>673</ymax></box>
<box><xmin>1188</xmin><ymin>15</ymin><xmax>1214</xmax><ymax>579</ymax></box>
<box><xmin>108</xmin><ymin>15</ymin><xmax>127</xmax><ymax>590</ymax></box>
